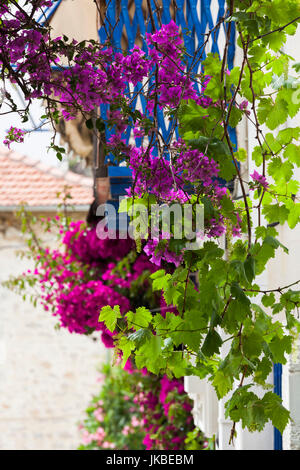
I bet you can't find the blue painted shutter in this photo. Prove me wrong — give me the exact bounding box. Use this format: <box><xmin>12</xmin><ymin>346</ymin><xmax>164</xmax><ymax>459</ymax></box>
<box><xmin>274</xmin><ymin>363</ymin><xmax>283</xmax><ymax>450</ymax></box>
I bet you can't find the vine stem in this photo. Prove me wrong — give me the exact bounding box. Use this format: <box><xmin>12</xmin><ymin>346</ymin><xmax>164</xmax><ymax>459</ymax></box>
<box><xmin>249</xmin><ymin>16</ymin><xmax>300</xmax><ymax>43</ymax></box>
<box><xmin>245</xmin><ymin>279</ymin><xmax>300</xmax><ymax>294</ymax></box>
<box><xmin>182</xmin><ymin>258</ymin><xmax>193</xmax><ymax>317</ymax></box>
<box><xmin>224</xmin><ymin>128</ymin><xmax>252</xmax><ymax>248</ymax></box>
<box><xmin>219</xmin><ymin>2</ymin><xmax>252</xmax><ymax>250</ymax></box>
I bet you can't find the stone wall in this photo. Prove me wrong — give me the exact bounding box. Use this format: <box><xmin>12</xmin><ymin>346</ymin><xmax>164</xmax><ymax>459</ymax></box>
<box><xmin>0</xmin><ymin>225</ymin><xmax>107</xmax><ymax>450</ymax></box>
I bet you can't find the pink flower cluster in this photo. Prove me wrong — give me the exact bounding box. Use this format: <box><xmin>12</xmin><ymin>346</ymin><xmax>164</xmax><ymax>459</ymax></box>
<box><xmin>250</xmin><ymin>170</ymin><xmax>269</xmax><ymax>190</ymax></box>
<box><xmin>1</xmin><ymin>12</ymin><xmax>201</xmax><ymax>121</ymax></box>
<box><xmin>115</xmin><ymin>46</ymin><xmax>151</xmax><ymax>87</ymax></box>
<box><xmin>62</xmin><ymin>221</ymin><xmax>133</xmax><ymax>265</ymax></box>
<box><xmin>126</xmin><ymin>138</ymin><xmax>238</xmax><ymax>261</ymax></box>
<box><xmin>79</xmin><ymin>363</ymin><xmax>199</xmax><ymax>451</ymax></box>
<box><xmin>143</xmin><ymin>239</ymin><xmax>183</xmax><ymax>267</ymax></box>
<box><xmin>177</xmin><ymin>148</ymin><xmax>219</xmax><ymax>184</ymax></box>
<box><xmin>146</xmin><ymin>21</ymin><xmax>203</xmax><ymax>109</ymax></box>
<box><xmin>55</xmin><ymin>279</ymin><xmax>130</xmax><ymax>338</ymax></box>
<box><xmin>81</xmin><ymin>427</ymin><xmax>114</xmax><ymax>449</ymax></box>
<box><xmin>1</xmin><ymin>10</ymin><xmax>213</xmax><ymax>158</ymax></box>
<box><xmin>127</xmin><ymin>143</ymin><xmax>227</xmax><ymax>209</ymax></box>
<box><xmin>137</xmin><ymin>374</ymin><xmax>193</xmax><ymax>450</ymax></box>
<box><xmin>3</xmin><ymin>126</ymin><xmax>25</xmax><ymax>149</ymax></box>
<box><xmin>0</xmin><ymin>6</ymin><xmax>125</xmax><ymax>118</ymax></box>
<box><xmin>31</xmin><ymin>221</ymin><xmax>149</xmax><ymax>346</ymax></box>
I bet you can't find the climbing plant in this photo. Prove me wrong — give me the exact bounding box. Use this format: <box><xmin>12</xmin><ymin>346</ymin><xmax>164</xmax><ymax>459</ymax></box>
<box><xmin>4</xmin><ymin>206</ymin><xmax>206</xmax><ymax>450</ymax></box>
<box><xmin>78</xmin><ymin>362</ymin><xmax>207</xmax><ymax>451</ymax></box>
<box><xmin>1</xmin><ymin>0</ymin><xmax>300</xmax><ymax>443</ymax></box>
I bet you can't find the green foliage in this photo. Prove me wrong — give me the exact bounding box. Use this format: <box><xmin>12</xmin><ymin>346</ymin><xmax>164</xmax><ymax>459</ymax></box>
<box><xmin>99</xmin><ymin>305</ymin><xmax>122</xmax><ymax>332</ymax></box>
<box><xmin>225</xmin><ymin>387</ymin><xmax>290</xmax><ymax>434</ymax></box>
<box><xmin>112</xmin><ymin>224</ymin><xmax>300</xmax><ymax>438</ymax></box>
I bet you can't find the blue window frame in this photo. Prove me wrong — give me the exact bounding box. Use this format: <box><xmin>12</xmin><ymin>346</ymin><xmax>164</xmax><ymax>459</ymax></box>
<box><xmin>39</xmin><ymin>1</ymin><xmax>238</xmax><ymax>207</ymax></box>
<box><xmin>274</xmin><ymin>363</ymin><xmax>283</xmax><ymax>450</ymax></box>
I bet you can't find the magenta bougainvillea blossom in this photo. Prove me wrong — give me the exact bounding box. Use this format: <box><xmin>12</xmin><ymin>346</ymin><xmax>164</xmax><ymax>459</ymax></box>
<box><xmin>137</xmin><ymin>373</ymin><xmax>193</xmax><ymax>450</ymax></box>
<box><xmin>3</xmin><ymin>126</ymin><xmax>25</xmax><ymax>149</ymax></box>
<box><xmin>250</xmin><ymin>170</ymin><xmax>269</xmax><ymax>190</ymax></box>
<box><xmin>55</xmin><ymin>280</ymin><xmax>130</xmax><ymax>336</ymax></box>
<box><xmin>29</xmin><ymin>221</ymin><xmax>153</xmax><ymax>343</ymax></box>
<box><xmin>62</xmin><ymin>221</ymin><xmax>133</xmax><ymax>265</ymax></box>
<box><xmin>23</xmin><ymin>217</ymin><xmax>203</xmax><ymax>450</ymax></box>
<box><xmin>0</xmin><ymin>5</ymin><xmax>244</xmax><ymax>247</ymax></box>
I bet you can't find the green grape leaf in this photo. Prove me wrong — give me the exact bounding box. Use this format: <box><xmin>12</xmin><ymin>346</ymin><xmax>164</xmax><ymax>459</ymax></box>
<box><xmin>128</xmin><ymin>328</ymin><xmax>152</xmax><ymax>347</ymax></box>
<box><xmin>201</xmin><ymin>329</ymin><xmax>223</xmax><ymax>357</ymax></box>
<box><xmin>268</xmin><ymin>335</ymin><xmax>292</xmax><ymax>363</ymax></box>
<box><xmin>212</xmin><ymin>370</ymin><xmax>233</xmax><ymax>399</ymax></box>
<box><xmin>126</xmin><ymin>307</ymin><xmax>153</xmax><ymax>330</ymax></box>
<box><xmin>99</xmin><ymin>305</ymin><xmax>122</xmax><ymax>332</ymax></box>
<box><xmin>262</xmin><ymin>392</ymin><xmax>290</xmax><ymax>434</ymax></box>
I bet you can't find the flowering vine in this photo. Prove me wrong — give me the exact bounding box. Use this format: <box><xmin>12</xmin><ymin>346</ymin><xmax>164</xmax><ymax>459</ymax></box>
<box><xmin>79</xmin><ymin>363</ymin><xmax>207</xmax><ymax>451</ymax></box>
<box><xmin>4</xmin><ymin>208</ymin><xmax>205</xmax><ymax>450</ymax></box>
<box><xmin>2</xmin><ymin>0</ymin><xmax>300</xmax><ymax>443</ymax></box>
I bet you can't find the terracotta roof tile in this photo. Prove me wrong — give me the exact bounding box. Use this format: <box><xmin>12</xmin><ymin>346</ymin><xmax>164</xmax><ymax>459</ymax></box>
<box><xmin>0</xmin><ymin>147</ymin><xmax>94</xmax><ymax>209</ymax></box>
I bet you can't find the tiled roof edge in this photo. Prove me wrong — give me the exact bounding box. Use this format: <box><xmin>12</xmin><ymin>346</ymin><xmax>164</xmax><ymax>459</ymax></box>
<box><xmin>1</xmin><ymin>147</ymin><xmax>93</xmax><ymax>188</ymax></box>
